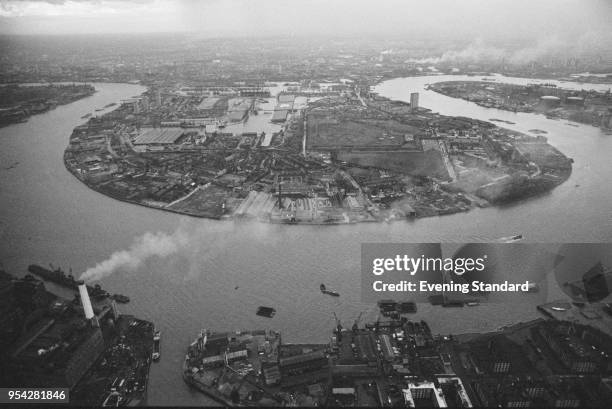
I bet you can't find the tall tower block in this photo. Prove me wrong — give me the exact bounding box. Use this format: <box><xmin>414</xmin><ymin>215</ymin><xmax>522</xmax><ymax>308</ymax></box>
<box><xmin>410</xmin><ymin>92</ymin><xmax>419</xmax><ymax>112</ymax></box>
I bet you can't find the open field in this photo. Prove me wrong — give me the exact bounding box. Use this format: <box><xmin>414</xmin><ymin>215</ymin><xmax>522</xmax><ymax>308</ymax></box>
<box><xmin>338</xmin><ymin>150</ymin><xmax>449</xmax><ymax>179</ymax></box>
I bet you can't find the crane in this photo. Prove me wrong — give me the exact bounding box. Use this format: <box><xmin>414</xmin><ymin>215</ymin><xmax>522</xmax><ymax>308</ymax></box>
<box><xmin>352</xmin><ymin>310</ymin><xmax>365</xmax><ymax>333</ymax></box>
<box><xmin>333</xmin><ymin>312</ymin><xmax>343</xmax><ymax>342</ymax></box>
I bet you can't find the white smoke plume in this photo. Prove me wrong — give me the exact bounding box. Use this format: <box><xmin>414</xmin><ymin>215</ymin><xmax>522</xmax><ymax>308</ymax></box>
<box><xmin>79</xmin><ymin>227</ymin><xmax>191</xmax><ymax>282</ymax></box>
<box><xmin>78</xmin><ymin>218</ymin><xmax>275</xmax><ymax>283</ymax></box>
<box><xmin>407</xmin><ymin>31</ymin><xmax>612</xmax><ymax>67</ymax></box>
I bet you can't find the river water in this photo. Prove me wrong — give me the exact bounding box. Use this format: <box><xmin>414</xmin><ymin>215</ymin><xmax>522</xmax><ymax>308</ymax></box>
<box><xmin>1</xmin><ymin>76</ymin><xmax>611</xmax><ymax>406</ymax></box>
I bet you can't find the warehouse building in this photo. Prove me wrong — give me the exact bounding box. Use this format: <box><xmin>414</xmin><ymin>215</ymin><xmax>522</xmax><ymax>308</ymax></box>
<box><xmin>132</xmin><ymin>128</ymin><xmax>185</xmax><ymax>146</ymax></box>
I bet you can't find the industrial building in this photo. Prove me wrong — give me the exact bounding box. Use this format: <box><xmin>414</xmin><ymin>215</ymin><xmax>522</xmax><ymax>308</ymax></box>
<box><xmin>279</xmin><ymin>349</ymin><xmax>329</xmax><ymax>387</ymax></box>
<box><xmin>278</xmin><ymin>94</ymin><xmax>296</xmax><ymax>103</ymax></box>
<box><xmin>403</xmin><ymin>381</ymin><xmax>448</xmax><ymax>407</ymax></box>
<box><xmin>6</xmin><ymin>282</ymin><xmax>112</xmax><ymax>389</ymax></box>
<box><xmin>271</xmin><ymin>110</ymin><xmax>289</xmax><ymax>123</ymax></box>
<box><xmin>132</xmin><ymin>128</ymin><xmax>186</xmax><ymax>145</ymax></box>
<box><xmin>540</xmin><ymin>95</ymin><xmax>561</xmax><ymax>109</ymax></box>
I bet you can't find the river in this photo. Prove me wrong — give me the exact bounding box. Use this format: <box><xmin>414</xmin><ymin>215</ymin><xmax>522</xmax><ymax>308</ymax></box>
<box><xmin>0</xmin><ymin>76</ymin><xmax>611</xmax><ymax>405</ymax></box>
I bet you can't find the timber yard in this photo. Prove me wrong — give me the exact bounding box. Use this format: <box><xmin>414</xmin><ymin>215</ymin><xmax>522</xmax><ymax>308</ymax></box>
<box><xmin>63</xmin><ymin>80</ymin><xmax>573</xmax><ymax>224</ymax></box>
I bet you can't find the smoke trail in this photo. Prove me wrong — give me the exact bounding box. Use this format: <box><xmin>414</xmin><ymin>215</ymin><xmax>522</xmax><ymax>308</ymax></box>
<box><xmin>406</xmin><ymin>31</ymin><xmax>612</xmax><ymax>66</ymax></box>
<box><xmin>79</xmin><ymin>228</ymin><xmax>191</xmax><ymax>282</ymax></box>
<box><xmin>78</xmin><ymin>218</ymin><xmax>276</xmax><ymax>283</ymax></box>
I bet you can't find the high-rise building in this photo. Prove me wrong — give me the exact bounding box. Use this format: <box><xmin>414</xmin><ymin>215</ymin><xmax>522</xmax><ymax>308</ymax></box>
<box><xmin>410</xmin><ymin>92</ymin><xmax>419</xmax><ymax>112</ymax></box>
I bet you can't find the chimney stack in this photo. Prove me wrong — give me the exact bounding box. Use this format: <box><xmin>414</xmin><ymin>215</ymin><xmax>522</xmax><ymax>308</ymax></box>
<box><xmin>78</xmin><ymin>282</ymin><xmax>95</xmax><ymax>320</ymax></box>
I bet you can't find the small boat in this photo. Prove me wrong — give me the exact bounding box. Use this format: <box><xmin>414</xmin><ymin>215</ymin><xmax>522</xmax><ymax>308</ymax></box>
<box><xmin>111</xmin><ymin>294</ymin><xmax>130</xmax><ymax>303</ymax></box>
<box><xmin>497</xmin><ymin>234</ymin><xmax>523</xmax><ymax>243</ymax></box>
<box><xmin>152</xmin><ymin>330</ymin><xmax>161</xmax><ymax>361</ymax></box>
<box><xmin>466</xmin><ymin>301</ymin><xmax>480</xmax><ymax>307</ymax></box>
<box><xmin>256</xmin><ymin>306</ymin><xmax>276</xmax><ymax>318</ymax></box>
<box><xmin>320</xmin><ymin>284</ymin><xmax>339</xmax><ymax>297</ymax></box>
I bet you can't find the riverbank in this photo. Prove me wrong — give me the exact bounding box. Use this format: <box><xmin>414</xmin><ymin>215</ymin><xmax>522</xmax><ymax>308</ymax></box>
<box><xmin>429</xmin><ymin>80</ymin><xmax>612</xmax><ymax>131</ymax></box>
<box><xmin>180</xmin><ymin>315</ymin><xmax>612</xmax><ymax>407</ymax></box>
<box><xmin>0</xmin><ymin>83</ymin><xmax>96</xmax><ymax>127</ymax></box>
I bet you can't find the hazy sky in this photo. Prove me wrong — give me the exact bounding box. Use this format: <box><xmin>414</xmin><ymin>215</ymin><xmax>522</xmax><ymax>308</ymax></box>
<box><xmin>0</xmin><ymin>0</ymin><xmax>610</xmax><ymax>42</ymax></box>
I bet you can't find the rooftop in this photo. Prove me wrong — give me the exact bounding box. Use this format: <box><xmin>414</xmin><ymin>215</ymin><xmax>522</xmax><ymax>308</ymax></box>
<box><xmin>133</xmin><ymin>128</ymin><xmax>184</xmax><ymax>145</ymax></box>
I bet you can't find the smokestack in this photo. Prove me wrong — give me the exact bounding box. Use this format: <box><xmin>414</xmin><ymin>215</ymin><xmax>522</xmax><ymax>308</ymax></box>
<box><xmin>110</xmin><ymin>300</ymin><xmax>119</xmax><ymax>321</ymax></box>
<box><xmin>78</xmin><ymin>283</ymin><xmax>95</xmax><ymax>320</ymax></box>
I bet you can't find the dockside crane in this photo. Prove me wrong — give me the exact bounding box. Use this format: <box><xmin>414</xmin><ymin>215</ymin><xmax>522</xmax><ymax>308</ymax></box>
<box><xmin>352</xmin><ymin>310</ymin><xmax>364</xmax><ymax>333</ymax></box>
<box><xmin>333</xmin><ymin>312</ymin><xmax>343</xmax><ymax>342</ymax></box>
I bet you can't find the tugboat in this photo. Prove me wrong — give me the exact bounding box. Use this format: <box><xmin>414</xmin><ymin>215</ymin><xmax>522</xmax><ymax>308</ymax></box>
<box><xmin>320</xmin><ymin>284</ymin><xmax>340</xmax><ymax>297</ymax></box>
<box><xmin>152</xmin><ymin>330</ymin><xmax>161</xmax><ymax>361</ymax></box>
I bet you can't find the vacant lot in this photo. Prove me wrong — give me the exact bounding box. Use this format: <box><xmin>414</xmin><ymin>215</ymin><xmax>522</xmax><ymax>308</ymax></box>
<box><xmin>337</xmin><ymin>150</ymin><xmax>449</xmax><ymax>179</ymax></box>
<box><xmin>307</xmin><ymin>115</ymin><xmax>418</xmax><ymax>148</ymax></box>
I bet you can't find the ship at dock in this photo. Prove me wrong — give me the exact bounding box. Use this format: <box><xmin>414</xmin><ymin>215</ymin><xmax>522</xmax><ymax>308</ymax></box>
<box><xmin>152</xmin><ymin>330</ymin><xmax>161</xmax><ymax>361</ymax></box>
<box><xmin>28</xmin><ymin>264</ymin><xmax>130</xmax><ymax>303</ymax></box>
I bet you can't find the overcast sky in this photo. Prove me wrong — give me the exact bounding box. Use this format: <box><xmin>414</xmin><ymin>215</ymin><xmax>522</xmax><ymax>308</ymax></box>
<box><xmin>0</xmin><ymin>0</ymin><xmax>610</xmax><ymax>43</ymax></box>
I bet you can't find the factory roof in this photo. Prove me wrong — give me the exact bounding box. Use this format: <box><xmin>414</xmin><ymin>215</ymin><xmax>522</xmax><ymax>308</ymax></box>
<box><xmin>279</xmin><ymin>350</ymin><xmax>326</xmax><ymax>367</ymax></box>
<box><xmin>271</xmin><ymin>110</ymin><xmax>288</xmax><ymax>122</ymax></box>
<box><xmin>278</xmin><ymin>94</ymin><xmax>296</xmax><ymax>103</ymax></box>
<box><xmin>276</xmin><ymin>102</ymin><xmax>294</xmax><ymax>111</ymax></box>
<box><xmin>133</xmin><ymin>128</ymin><xmax>184</xmax><ymax>145</ymax></box>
